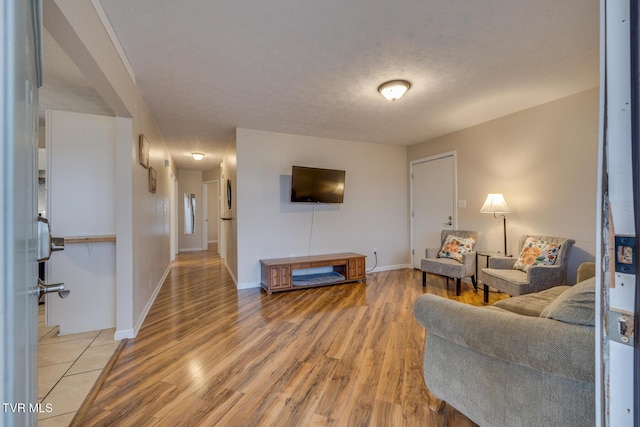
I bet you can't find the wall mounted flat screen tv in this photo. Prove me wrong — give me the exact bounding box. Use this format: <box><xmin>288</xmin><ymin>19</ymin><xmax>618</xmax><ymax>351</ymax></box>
<box><xmin>290</xmin><ymin>166</ymin><xmax>346</xmax><ymax>203</ymax></box>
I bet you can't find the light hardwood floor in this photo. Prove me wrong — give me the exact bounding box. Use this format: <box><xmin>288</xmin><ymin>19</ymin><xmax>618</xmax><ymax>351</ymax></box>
<box><xmin>81</xmin><ymin>246</ymin><xmax>505</xmax><ymax>426</ymax></box>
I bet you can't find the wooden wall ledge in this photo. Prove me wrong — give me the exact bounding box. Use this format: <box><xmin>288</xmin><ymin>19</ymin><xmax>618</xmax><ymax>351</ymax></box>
<box><xmin>63</xmin><ymin>235</ymin><xmax>116</xmax><ymax>244</ymax></box>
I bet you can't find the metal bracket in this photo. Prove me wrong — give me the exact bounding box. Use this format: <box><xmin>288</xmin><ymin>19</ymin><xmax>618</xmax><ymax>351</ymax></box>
<box><xmin>614</xmin><ymin>235</ymin><xmax>636</xmax><ymax>274</ymax></box>
<box><xmin>608</xmin><ymin>309</ymin><xmax>635</xmax><ymax>346</ymax></box>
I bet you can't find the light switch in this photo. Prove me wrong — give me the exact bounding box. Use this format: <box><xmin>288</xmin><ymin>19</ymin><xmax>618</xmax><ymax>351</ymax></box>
<box><xmin>458</xmin><ymin>199</ymin><xmax>467</xmax><ymax>208</ymax></box>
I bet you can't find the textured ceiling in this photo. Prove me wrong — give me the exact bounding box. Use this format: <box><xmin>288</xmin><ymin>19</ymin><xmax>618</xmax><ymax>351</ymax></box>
<box><xmin>48</xmin><ymin>1</ymin><xmax>600</xmax><ymax>170</ymax></box>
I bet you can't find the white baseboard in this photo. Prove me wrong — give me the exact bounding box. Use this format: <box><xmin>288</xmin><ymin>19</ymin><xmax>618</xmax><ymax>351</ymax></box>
<box><xmin>368</xmin><ymin>263</ymin><xmax>411</xmax><ymax>273</ymax></box>
<box><xmin>237</xmin><ymin>281</ymin><xmax>260</xmax><ymax>289</ymax></box>
<box><xmin>223</xmin><ymin>258</ymin><xmax>238</xmax><ymax>286</ymax></box>
<box><xmin>114</xmin><ymin>328</ymin><xmax>134</xmax><ymax>340</ymax></box>
<box><xmin>179</xmin><ymin>247</ymin><xmax>204</xmax><ymax>252</ymax></box>
<box><xmin>208</xmin><ymin>239</ymin><xmax>218</xmax><ymax>244</ymax></box>
<box><xmin>115</xmin><ymin>262</ymin><xmax>172</xmax><ymax>340</ymax></box>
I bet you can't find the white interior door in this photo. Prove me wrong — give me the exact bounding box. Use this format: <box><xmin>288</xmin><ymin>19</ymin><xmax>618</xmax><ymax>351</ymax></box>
<box><xmin>219</xmin><ymin>171</ymin><xmax>226</xmax><ymax>260</ymax></box>
<box><xmin>170</xmin><ymin>173</ymin><xmax>177</xmax><ymax>261</ymax></box>
<box><xmin>411</xmin><ymin>153</ymin><xmax>456</xmax><ymax>269</ymax></box>
<box><xmin>202</xmin><ymin>182</ymin><xmax>208</xmax><ymax>250</ymax></box>
<box><xmin>206</xmin><ymin>181</ymin><xmax>219</xmax><ymax>247</ymax></box>
<box><xmin>1</xmin><ymin>0</ymin><xmax>41</xmax><ymax>423</ymax></box>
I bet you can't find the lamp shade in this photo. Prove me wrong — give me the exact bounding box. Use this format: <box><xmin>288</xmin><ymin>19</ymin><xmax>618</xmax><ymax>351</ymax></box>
<box><xmin>480</xmin><ymin>193</ymin><xmax>510</xmax><ymax>214</ymax></box>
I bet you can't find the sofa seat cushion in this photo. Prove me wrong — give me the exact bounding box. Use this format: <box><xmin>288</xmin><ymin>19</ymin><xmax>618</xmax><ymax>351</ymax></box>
<box><xmin>421</xmin><ymin>257</ymin><xmax>466</xmax><ymax>279</ymax></box>
<box><xmin>493</xmin><ymin>286</ymin><xmax>571</xmax><ymax>317</ymax></box>
<box><xmin>541</xmin><ymin>277</ymin><xmax>596</xmax><ymax>326</ymax></box>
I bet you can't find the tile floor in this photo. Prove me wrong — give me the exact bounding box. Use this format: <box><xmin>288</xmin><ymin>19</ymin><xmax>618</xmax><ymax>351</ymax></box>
<box><xmin>37</xmin><ymin>304</ymin><xmax>120</xmax><ymax>426</ymax></box>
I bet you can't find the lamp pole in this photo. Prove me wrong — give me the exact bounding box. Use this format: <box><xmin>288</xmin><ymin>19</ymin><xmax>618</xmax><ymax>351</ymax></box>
<box><xmin>502</xmin><ymin>214</ymin><xmax>507</xmax><ymax>255</ymax></box>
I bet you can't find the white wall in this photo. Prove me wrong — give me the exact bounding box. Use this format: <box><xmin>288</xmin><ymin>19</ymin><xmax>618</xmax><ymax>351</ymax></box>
<box><xmin>221</xmin><ymin>137</ymin><xmax>238</xmax><ymax>283</ymax></box>
<box><xmin>46</xmin><ymin>0</ymin><xmax>174</xmax><ymax>339</ymax></box>
<box><xmin>408</xmin><ymin>88</ymin><xmax>599</xmax><ymax>283</ymax></box>
<box><xmin>46</xmin><ymin>110</ymin><xmax>116</xmax><ymax>334</ymax></box>
<box><xmin>235</xmin><ymin>128</ymin><xmax>409</xmax><ymax>288</ymax></box>
<box><xmin>207</xmin><ymin>182</ymin><xmax>219</xmax><ymax>242</ymax></box>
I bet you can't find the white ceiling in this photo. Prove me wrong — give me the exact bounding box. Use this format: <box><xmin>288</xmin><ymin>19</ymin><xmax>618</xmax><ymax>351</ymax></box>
<box><xmin>43</xmin><ymin>1</ymin><xmax>600</xmax><ymax>170</ymax></box>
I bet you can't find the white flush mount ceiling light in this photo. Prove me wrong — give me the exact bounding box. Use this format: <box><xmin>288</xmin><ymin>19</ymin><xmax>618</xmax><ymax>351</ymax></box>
<box><xmin>378</xmin><ymin>80</ymin><xmax>411</xmax><ymax>102</ymax></box>
<box><xmin>191</xmin><ymin>153</ymin><xmax>204</xmax><ymax>160</ymax></box>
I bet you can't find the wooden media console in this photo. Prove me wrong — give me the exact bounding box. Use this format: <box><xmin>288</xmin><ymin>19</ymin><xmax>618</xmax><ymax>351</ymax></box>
<box><xmin>260</xmin><ymin>252</ymin><xmax>366</xmax><ymax>294</ymax></box>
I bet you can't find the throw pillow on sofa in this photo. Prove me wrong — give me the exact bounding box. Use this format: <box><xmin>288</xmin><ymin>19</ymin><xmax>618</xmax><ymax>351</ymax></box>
<box><xmin>540</xmin><ymin>277</ymin><xmax>596</xmax><ymax>326</ymax></box>
<box><xmin>437</xmin><ymin>235</ymin><xmax>476</xmax><ymax>262</ymax></box>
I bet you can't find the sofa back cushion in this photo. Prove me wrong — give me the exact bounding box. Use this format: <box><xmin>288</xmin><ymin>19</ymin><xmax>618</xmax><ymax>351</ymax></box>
<box><xmin>540</xmin><ymin>277</ymin><xmax>596</xmax><ymax>326</ymax></box>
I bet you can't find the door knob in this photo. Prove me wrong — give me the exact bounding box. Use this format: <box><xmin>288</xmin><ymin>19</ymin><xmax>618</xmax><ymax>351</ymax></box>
<box><xmin>38</xmin><ymin>278</ymin><xmax>70</xmax><ymax>301</ymax></box>
<box><xmin>443</xmin><ymin>215</ymin><xmax>453</xmax><ymax>226</ymax></box>
<box><xmin>37</xmin><ymin>217</ymin><xmax>65</xmax><ymax>262</ymax></box>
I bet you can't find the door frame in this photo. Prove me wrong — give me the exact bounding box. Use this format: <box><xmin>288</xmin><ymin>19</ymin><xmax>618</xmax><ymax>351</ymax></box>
<box><xmin>169</xmin><ymin>172</ymin><xmax>177</xmax><ymax>261</ymax></box>
<box><xmin>598</xmin><ymin>0</ymin><xmax>640</xmax><ymax>424</ymax></box>
<box><xmin>202</xmin><ymin>180</ymin><xmax>219</xmax><ymax>251</ymax></box>
<box><xmin>409</xmin><ymin>151</ymin><xmax>458</xmax><ymax>268</ymax></box>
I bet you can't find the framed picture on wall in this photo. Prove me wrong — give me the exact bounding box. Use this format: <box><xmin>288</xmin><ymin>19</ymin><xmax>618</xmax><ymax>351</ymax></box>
<box><xmin>139</xmin><ymin>134</ymin><xmax>150</xmax><ymax>168</ymax></box>
<box><xmin>149</xmin><ymin>167</ymin><xmax>157</xmax><ymax>193</ymax></box>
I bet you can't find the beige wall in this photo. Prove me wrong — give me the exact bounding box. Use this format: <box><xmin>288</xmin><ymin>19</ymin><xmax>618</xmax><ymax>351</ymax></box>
<box><xmin>203</xmin><ymin>167</ymin><xmax>220</xmax><ymax>182</ymax></box>
<box><xmin>235</xmin><ymin>128</ymin><xmax>409</xmax><ymax>288</ymax></box>
<box><xmin>408</xmin><ymin>88</ymin><xmax>599</xmax><ymax>283</ymax></box>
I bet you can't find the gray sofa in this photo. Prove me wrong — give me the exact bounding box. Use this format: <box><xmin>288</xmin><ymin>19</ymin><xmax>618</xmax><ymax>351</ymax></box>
<box><xmin>414</xmin><ymin>265</ymin><xmax>596</xmax><ymax>427</ymax></box>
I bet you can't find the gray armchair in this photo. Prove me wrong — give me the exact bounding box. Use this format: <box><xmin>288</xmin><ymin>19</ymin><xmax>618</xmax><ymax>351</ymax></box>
<box><xmin>421</xmin><ymin>230</ymin><xmax>478</xmax><ymax>296</ymax></box>
<box><xmin>481</xmin><ymin>234</ymin><xmax>575</xmax><ymax>301</ymax></box>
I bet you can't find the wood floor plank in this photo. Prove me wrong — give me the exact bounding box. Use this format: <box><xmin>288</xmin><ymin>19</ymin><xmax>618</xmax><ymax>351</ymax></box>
<box><xmin>83</xmin><ymin>245</ymin><xmax>502</xmax><ymax>425</ymax></box>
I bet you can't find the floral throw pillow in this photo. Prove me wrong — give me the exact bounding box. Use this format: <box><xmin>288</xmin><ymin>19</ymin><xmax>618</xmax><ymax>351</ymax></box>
<box><xmin>513</xmin><ymin>237</ymin><xmax>561</xmax><ymax>272</ymax></box>
<box><xmin>438</xmin><ymin>235</ymin><xmax>476</xmax><ymax>263</ymax></box>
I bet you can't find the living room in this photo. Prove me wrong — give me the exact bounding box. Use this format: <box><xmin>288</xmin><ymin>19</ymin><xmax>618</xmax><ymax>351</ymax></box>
<box><xmin>40</xmin><ymin>0</ymin><xmax>600</xmax><ymax>338</ymax></box>
<box><xmin>230</xmin><ymin>88</ymin><xmax>597</xmax><ymax>289</ymax></box>
<box><xmin>28</xmin><ymin>0</ymin><xmax>609</xmax><ymax>424</ymax></box>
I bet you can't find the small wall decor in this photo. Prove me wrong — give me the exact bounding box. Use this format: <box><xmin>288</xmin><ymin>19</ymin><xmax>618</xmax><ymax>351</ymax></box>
<box><xmin>139</xmin><ymin>134</ymin><xmax>150</xmax><ymax>168</ymax></box>
<box><xmin>149</xmin><ymin>167</ymin><xmax>157</xmax><ymax>193</ymax></box>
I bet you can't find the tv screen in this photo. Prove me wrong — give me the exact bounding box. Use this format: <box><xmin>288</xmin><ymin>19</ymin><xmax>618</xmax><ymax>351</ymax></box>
<box><xmin>290</xmin><ymin>166</ymin><xmax>346</xmax><ymax>203</ymax></box>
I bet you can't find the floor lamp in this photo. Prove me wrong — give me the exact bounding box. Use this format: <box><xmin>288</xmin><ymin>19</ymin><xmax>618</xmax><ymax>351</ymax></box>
<box><xmin>480</xmin><ymin>193</ymin><xmax>510</xmax><ymax>254</ymax></box>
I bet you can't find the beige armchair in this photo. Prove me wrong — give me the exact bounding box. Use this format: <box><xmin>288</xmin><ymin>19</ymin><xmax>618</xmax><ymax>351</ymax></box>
<box><xmin>421</xmin><ymin>230</ymin><xmax>478</xmax><ymax>296</ymax></box>
<box><xmin>481</xmin><ymin>234</ymin><xmax>575</xmax><ymax>302</ymax></box>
